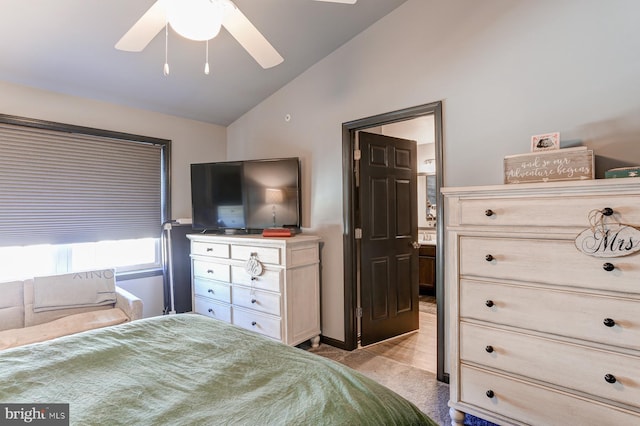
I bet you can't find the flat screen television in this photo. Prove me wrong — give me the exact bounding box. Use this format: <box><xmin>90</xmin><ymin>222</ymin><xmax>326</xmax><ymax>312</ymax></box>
<box><xmin>190</xmin><ymin>157</ymin><xmax>301</xmax><ymax>233</ymax></box>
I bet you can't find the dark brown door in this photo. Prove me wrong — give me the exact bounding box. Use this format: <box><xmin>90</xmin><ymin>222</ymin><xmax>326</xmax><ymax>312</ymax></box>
<box><xmin>359</xmin><ymin>131</ymin><xmax>418</xmax><ymax>346</ymax></box>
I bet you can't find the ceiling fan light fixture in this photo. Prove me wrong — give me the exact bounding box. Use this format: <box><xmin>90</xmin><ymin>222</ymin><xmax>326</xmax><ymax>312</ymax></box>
<box><xmin>165</xmin><ymin>0</ymin><xmax>227</xmax><ymax>41</ymax></box>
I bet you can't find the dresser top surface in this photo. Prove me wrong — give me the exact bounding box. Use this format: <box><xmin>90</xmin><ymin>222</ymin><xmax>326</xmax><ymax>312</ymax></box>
<box><xmin>187</xmin><ymin>233</ymin><xmax>321</xmax><ymax>245</ymax></box>
<box><xmin>442</xmin><ymin>176</ymin><xmax>640</xmax><ymax>197</ymax></box>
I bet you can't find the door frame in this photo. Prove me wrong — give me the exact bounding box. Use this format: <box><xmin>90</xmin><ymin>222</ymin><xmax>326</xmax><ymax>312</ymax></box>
<box><xmin>341</xmin><ymin>100</ymin><xmax>447</xmax><ymax>383</ymax></box>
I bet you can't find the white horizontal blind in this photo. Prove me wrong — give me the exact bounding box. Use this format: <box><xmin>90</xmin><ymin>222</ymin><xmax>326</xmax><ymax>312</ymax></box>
<box><xmin>0</xmin><ymin>122</ymin><xmax>163</xmax><ymax>247</ymax></box>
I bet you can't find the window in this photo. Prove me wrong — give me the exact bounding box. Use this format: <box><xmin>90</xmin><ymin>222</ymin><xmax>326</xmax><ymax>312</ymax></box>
<box><xmin>0</xmin><ymin>115</ymin><xmax>170</xmax><ymax>281</ymax></box>
<box><xmin>0</xmin><ymin>239</ymin><xmax>160</xmax><ymax>282</ymax></box>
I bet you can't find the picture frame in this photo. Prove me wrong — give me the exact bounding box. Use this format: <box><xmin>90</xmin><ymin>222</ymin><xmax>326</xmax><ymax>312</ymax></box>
<box><xmin>531</xmin><ymin>132</ymin><xmax>560</xmax><ymax>152</ymax></box>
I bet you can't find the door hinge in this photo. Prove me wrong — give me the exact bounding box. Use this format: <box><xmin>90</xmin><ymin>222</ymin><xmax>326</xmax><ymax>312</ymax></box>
<box><xmin>354</xmin><ymin>149</ymin><xmax>361</xmax><ymax>161</ymax></box>
<box><xmin>354</xmin><ymin>228</ymin><xmax>362</xmax><ymax>239</ymax></box>
<box><xmin>356</xmin><ymin>307</ymin><xmax>363</xmax><ymax>318</ymax></box>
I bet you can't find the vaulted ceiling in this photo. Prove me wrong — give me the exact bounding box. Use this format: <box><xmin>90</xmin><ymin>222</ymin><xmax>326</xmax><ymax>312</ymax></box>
<box><xmin>0</xmin><ymin>0</ymin><xmax>407</xmax><ymax>125</ymax></box>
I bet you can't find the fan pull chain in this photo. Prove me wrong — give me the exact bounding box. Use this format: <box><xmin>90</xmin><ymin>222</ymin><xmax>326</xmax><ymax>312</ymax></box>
<box><xmin>204</xmin><ymin>40</ymin><xmax>210</xmax><ymax>75</ymax></box>
<box><xmin>163</xmin><ymin>23</ymin><xmax>170</xmax><ymax>76</ymax></box>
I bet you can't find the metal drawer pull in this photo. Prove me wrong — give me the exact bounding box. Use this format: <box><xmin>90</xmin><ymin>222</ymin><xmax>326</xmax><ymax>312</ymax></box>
<box><xmin>485</xmin><ymin>209</ymin><xmax>495</xmax><ymax>217</ymax></box>
<box><xmin>486</xmin><ymin>390</ymin><xmax>495</xmax><ymax>398</ymax></box>
<box><xmin>603</xmin><ymin>263</ymin><xmax>615</xmax><ymax>272</ymax></box>
<box><xmin>251</xmin><ymin>321</ymin><xmax>257</xmax><ymax>326</ymax></box>
<box><xmin>207</xmin><ymin>308</ymin><xmax>214</xmax><ymax>314</ymax></box>
<box><xmin>207</xmin><ymin>269</ymin><xmax>214</xmax><ymax>274</ymax></box>
<box><xmin>485</xmin><ymin>300</ymin><xmax>494</xmax><ymax>308</ymax></box>
<box><xmin>485</xmin><ymin>345</ymin><xmax>494</xmax><ymax>353</ymax></box>
<box><xmin>603</xmin><ymin>318</ymin><xmax>616</xmax><ymax>327</ymax></box>
<box><xmin>251</xmin><ymin>299</ymin><xmax>257</xmax><ymax>304</ymax></box>
<box><xmin>485</xmin><ymin>254</ymin><xmax>494</xmax><ymax>262</ymax></box>
<box><xmin>601</xmin><ymin>207</ymin><xmax>614</xmax><ymax>216</ymax></box>
<box><xmin>206</xmin><ymin>247</ymin><xmax>213</xmax><ymax>252</ymax></box>
<box><xmin>207</xmin><ymin>289</ymin><xmax>214</xmax><ymax>294</ymax></box>
<box><xmin>605</xmin><ymin>374</ymin><xmax>617</xmax><ymax>384</ymax></box>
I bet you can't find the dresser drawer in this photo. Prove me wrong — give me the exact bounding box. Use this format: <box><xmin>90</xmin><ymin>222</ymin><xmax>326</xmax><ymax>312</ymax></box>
<box><xmin>459</xmin><ymin>365</ymin><xmax>640</xmax><ymax>426</ymax></box>
<box><xmin>193</xmin><ymin>277</ymin><xmax>231</xmax><ymax>303</ymax></box>
<box><xmin>232</xmin><ymin>286</ymin><xmax>281</xmax><ymax>316</ymax></box>
<box><xmin>460</xmin><ymin>280</ymin><xmax>640</xmax><ymax>351</ymax></box>
<box><xmin>233</xmin><ymin>307</ymin><xmax>281</xmax><ymax>340</ymax></box>
<box><xmin>231</xmin><ymin>245</ymin><xmax>281</xmax><ymax>265</ymax></box>
<box><xmin>193</xmin><ymin>259</ymin><xmax>230</xmax><ymax>282</ymax></box>
<box><xmin>460</xmin><ymin>236</ymin><xmax>640</xmax><ymax>294</ymax></box>
<box><xmin>193</xmin><ymin>298</ymin><xmax>232</xmax><ymax>323</ymax></box>
<box><xmin>191</xmin><ymin>241</ymin><xmax>230</xmax><ymax>258</ymax></box>
<box><xmin>231</xmin><ymin>265</ymin><xmax>282</xmax><ymax>293</ymax></box>
<box><xmin>460</xmin><ymin>322</ymin><xmax>640</xmax><ymax>408</ymax></box>
<box><xmin>457</xmin><ymin>195</ymin><xmax>640</xmax><ymax>228</ymax></box>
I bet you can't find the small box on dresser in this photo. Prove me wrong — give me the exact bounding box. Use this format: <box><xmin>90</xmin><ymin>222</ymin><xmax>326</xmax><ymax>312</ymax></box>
<box><xmin>188</xmin><ymin>234</ymin><xmax>322</xmax><ymax>347</ymax></box>
<box><xmin>443</xmin><ymin>177</ymin><xmax>640</xmax><ymax>426</ymax></box>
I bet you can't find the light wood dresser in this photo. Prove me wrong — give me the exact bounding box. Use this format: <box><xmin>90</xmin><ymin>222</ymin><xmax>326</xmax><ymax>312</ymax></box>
<box><xmin>443</xmin><ymin>178</ymin><xmax>640</xmax><ymax>426</ymax></box>
<box><xmin>187</xmin><ymin>234</ymin><xmax>321</xmax><ymax>347</ymax></box>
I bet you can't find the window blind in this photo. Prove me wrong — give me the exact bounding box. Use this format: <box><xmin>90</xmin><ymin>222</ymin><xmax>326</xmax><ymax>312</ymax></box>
<box><xmin>0</xmin><ymin>120</ymin><xmax>168</xmax><ymax>247</ymax></box>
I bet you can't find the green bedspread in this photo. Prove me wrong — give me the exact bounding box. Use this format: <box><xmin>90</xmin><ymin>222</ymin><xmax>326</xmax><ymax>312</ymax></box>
<box><xmin>0</xmin><ymin>314</ymin><xmax>436</xmax><ymax>425</ymax></box>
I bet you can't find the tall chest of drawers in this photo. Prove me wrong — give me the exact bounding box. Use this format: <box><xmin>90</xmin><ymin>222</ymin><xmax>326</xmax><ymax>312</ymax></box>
<box><xmin>443</xmin><ymin>178</ymin><xmax>640</xmax><ymax>426</ymax></box>
<box><xmin>187</xmin><ymin>234</ymin><xmax>321</xmax><ymax>347</ymax></box>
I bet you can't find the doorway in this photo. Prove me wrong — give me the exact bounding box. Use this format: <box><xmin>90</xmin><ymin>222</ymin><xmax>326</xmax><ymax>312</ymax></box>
<box><xmin>341</xmin><ymin>101</ymin><xmax>446</xmax><ymax>382</ymax></box>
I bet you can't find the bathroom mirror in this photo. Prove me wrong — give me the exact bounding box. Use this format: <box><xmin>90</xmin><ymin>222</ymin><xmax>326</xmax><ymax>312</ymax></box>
<box><xmin>418</xmin><ymin>173</ymin><xmax>436</xmax><ymax>229</ymax></box>
<box><xmin>426</xmin><ymin>174</ymin><xmax>436</xmax><ymax>207</ymax></box>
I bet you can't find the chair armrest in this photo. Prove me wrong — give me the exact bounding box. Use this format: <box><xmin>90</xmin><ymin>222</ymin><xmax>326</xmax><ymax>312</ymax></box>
<box><xmin>115</xmin><ymin>287</ymin><xmax>143</xmax><ymax>321</ymax></box>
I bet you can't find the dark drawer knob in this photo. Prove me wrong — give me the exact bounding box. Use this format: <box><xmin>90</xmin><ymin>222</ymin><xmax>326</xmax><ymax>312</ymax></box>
<box><xmin>485</xmin><ymin>300</ymin><xmax>494</xmax><ymax>308</ymax></box>
<box><xmin>251</xmin><ymin>321</ymin><xmax>257</xmax><ymax>326</ymax></box>
<box><xmin>207</xmin><ymin>308</ymin><xmax>214</xmax><ymax>314</ymax></box>
<box><xmin>207</xmin><ymin>289</ymin><xmax>214</xmax><ymax>294</ymax></box>
<box><xmin>602</xmin><ymin>207</ymin><xmax>614</xmax><ymax>216</ymax></box>
<box><xmin>486</xmin><ymin>390</ymin><xmax>495</xmax><ymax>398</ymax></box>
<box><xmin>603</xmin><ymin>318</ymin><xmax>616</xmax><ymax>327</ymax></box>
<box><xmin>251</xmin><ymin>276</ymin><xmax>257</xmax><ymax>281</ymax></box>
<box><xmin>603</xmin><ymin>263</ymin><xmax>615</xmax><ymax>272</ymax></box>
<box><xmin>605</xmin><ymin>374</ymin><xmax>617</xmax><ymax>384</ymax></box>
<box><xmin>485</xmin><ymin>254</ymin><xmax>494</xmax><ymax>262</ymax></box>
<box><xmin>206</xmin><ymin>247</ymin><xmax>213</xmax><ymax>252</ymax></box>
<box><xmin>485</xmin><ymin>345</ymin><xmax>494</xmax><ymax>353</ymax></box>
<box><xmin>251</xmin><ymin>298</ymin><xmax>257</xmax><ymax>304</ymax></box>
<box><xmin>485</xmin><ymin>209</ymin><xmax>495</xmax><ymax>217</ymax></box>
<box><xmin>207</xmin><ymin>269</ymin><xmax>214</xmax><ymax>274</ymax></box>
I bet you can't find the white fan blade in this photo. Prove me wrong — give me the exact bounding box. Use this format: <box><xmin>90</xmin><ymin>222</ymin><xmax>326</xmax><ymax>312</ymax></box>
<box><xmin>222</xmin><ymin>4</ymin><xmax>284</xmax><ymax>69</ymax></box>
<box><xmin>313</xmin><ymin>0</ymin><xmax>357</xmax><ymax>4</ymax></box>
<box><xmin>115</xmin><ymin>1</ymin><xmax>167</xmax><ymax>52</ymax></box>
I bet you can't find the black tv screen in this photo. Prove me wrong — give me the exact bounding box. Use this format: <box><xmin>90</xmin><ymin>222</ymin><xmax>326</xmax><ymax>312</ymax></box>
<box><xmin>190</xmin><ymin>157</ymin><xmax>301</xmax><ymax>232</ymax></box>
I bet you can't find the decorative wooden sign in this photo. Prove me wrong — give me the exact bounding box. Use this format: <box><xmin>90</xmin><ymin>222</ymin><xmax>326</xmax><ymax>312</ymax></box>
<box><xmin>244</xmin><ymin>253</ymin><xmax>264</xmax><ymax>277</ymax></box>
<box><xmin>575</xmin><ymin>225</ymin><xmax>640</xmax><ymax>258</ymax></box>
<box><xmin>504</xmin><ymin>147</ymin><xmax>593</xmax><ymax>184</ymax></box>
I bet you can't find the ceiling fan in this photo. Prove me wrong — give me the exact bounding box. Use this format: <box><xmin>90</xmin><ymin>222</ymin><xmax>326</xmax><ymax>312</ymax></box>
<box><xmin>116</xmin><ymin>0</ymin><xmax>358</xmax><ymax>69</ymax></box>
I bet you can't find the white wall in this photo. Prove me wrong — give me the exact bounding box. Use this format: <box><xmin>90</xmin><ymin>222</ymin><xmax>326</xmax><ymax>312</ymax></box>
<box><xmin>0</xmin><ymin>81</ymin><xmax>227</xmax><ymax>314</ymax></box>
<box><xmin>227</xmin><ymin>0</ymin><xmax>640</xmax><ymax>344</ymax></box>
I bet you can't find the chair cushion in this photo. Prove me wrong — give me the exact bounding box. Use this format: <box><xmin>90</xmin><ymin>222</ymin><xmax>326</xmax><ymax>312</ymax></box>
<box><xmin>32</xmin><ymin>269</ymin><xmax>116</xmax><ymax>312</ymax></box>
<box><xmin>24</xmin><ymin>279</ymin><xmax>113</xmax><ymax>327</ymax></box>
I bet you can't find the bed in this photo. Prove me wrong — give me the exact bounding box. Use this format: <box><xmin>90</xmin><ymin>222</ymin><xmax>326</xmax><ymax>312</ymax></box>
<box><xmin>0</xmin><ymin>314</ymin><xmax>437</xmax><ymax>425</ymax></box>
